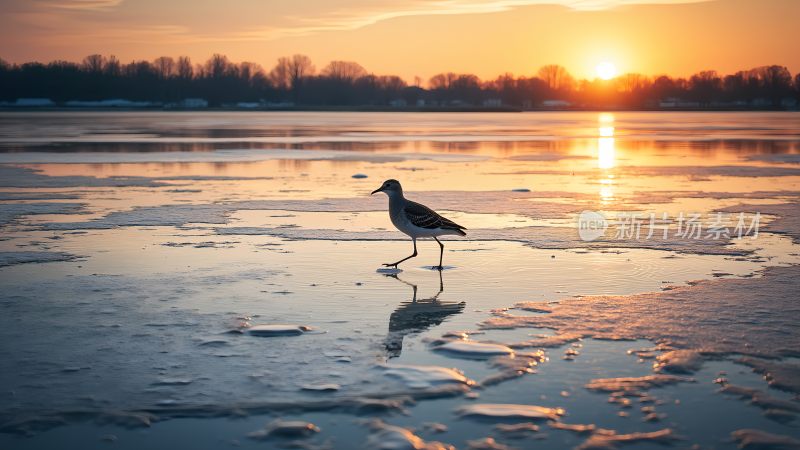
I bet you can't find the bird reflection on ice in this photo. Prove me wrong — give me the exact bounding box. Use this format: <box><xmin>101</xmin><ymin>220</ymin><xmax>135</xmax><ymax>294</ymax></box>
<box><xmin>383</xmin><ymin>271</ymin><xmax>465</xmax><ymax>359</ymax></box>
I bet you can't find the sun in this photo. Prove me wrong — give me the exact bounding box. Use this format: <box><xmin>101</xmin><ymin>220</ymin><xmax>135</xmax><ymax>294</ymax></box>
<box><xmin>595</xmin><ymin>61</ymin><xmax>618</xmax><ymax>80</ymax></box>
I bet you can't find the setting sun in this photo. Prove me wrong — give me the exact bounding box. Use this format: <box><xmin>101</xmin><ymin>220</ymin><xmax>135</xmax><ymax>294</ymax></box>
<box><xmin>595</xmin><ymin>61</ymin><xmax>618</xmax><ymax>80</ymax></box>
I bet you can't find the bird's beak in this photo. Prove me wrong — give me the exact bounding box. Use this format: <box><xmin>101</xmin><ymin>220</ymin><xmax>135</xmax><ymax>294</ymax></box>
<box><xmin>371</xmin><ymin>187</ymin><xmax>383</xmax><ymax>195</ymax></box>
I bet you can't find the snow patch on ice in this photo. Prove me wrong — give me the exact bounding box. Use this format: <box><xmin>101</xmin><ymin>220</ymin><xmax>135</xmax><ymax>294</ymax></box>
<box><xmin>575</xmin><ymin>428</ymin><xmax>678</xmax><ymax>450</ymax></box>
<box><xmin>584</xmin><ymin>375</ymin><xmax>694</xmax><ymax>393</ymax></box>
<box><xmin>457</xmin><ymin>403</ymin><xmax>565</xmax><ymax>421</ymax></box>
<box><xmin>731</xmin><ymin>429</ymin><xmax>800</xmax><ymax>450</ymax></box>
<box><xmin>365</xmin><ymin>420</ymin><xmax>454</xmax><ymax>450</ymax></box>
<box><xmin>247</xmin><ymin>419</ymin><xmax>320</xmax><ymax>440</ymax></box>
<box><xmin>653</xmin><ymin>350</ymin><xmax>705</xmax><ymax>374</ymax></box>
<box><xmin>434</xmin><ymin>340</ymin><xmax>515</xmax><ymax>359</ymax></box>
<box><xmin>381</xmin><ymin>364</ymin><xmax>475</xmax><ymax>389</ymax></box>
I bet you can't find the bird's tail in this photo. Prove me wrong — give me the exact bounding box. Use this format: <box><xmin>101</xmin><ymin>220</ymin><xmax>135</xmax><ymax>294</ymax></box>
<box><xmin>445</xmin><ymin>227</ymin><xmax>466</xmax><ymax>236</ymax></box>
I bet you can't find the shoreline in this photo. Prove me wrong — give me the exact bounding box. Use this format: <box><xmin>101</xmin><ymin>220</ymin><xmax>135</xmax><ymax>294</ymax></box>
<box><xmin>2</xmin><ymin>106</ymin><xmax>799</xmax><ymax>113</ymax></box>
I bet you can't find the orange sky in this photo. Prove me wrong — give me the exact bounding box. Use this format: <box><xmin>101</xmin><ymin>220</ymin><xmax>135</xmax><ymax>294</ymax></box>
<box><xmin>1</xmin><ymin>0</ymin><xmax>797</xmax><ymax>81</ymax></box>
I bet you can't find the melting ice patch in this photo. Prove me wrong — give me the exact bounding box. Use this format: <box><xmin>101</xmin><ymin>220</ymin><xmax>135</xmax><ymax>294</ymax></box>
<box><xmin>0</xmin><ymin>202</ymin><xmax>85</xmax><ymax>225</ymax></box>
<box><xmin>381</xmin><ymin>364</ymin><xmax>475</xmax><ymax>389</ymax></box>
<box><xmin>730</xmin><ymin>429</ymin><xmax>800</xmax><ymax>450</ymax></box>
<box><xmin>0</xmin><ymin>251</ymin><xmax>80</xmax><ymax>267</ymax></box>
<box><xmin>247</xmin><ymin>419</ymin><xmax>320</xmax><ymax>440</ymax></box>
<box><xmin>493</xmin><ymin>422</ymin><xmax>541</xmax><ymax>436</ymax></box>
<box><xmin>365</xmin><ymin>420</ymin><xmax>454</xmax><ymax>450</ymax></box>
<box><xmin>493</xmin><ymin>265</ymin><xmax>800</xmax><ymax>363</ymax></box>
<box><xmin>457</xmin><ymin>404</ymin><xmax>565</xmax><ymax>421</ymax></box>
<box><xmin>584</xmin><ymin>375</ymin><xmax>694</xmax><ymax>393</ymax></box>
<box><xmin>575</xmin><ymin>428</ymin><xmax>678</xmax><ymax>450</ymax></box>
<box><xmin>246</xmin><ymin>324</ymin><xmax>313</xmax><ymax>337</ymax></box>
<box><xmin>653</xmin><ymin>349</ymin><xmax>704</xmax><ymax>374</ymax></box>
<box><xmin>0</xmin><ymin>149</ymin><xmax>489</xmax><ymax>164</ymax></box>
<box><xmin>433</xmin><ymin>340</ymin><xmax>515</xmax><ymax>359</ymax></box>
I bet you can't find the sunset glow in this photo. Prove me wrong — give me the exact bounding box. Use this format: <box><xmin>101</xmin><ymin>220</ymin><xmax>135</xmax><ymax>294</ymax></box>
<box><xmin>1</xmin><ymin>0</ymin><xmax>798</xmax><ymax>80</ymax></box>
<box><xmin>1</xmin><ymin>0</ymin><xmax>799</xmax><ymax>448</ymax></box>
<box><xmin>595</xmin><ymin>61</ymin><xmax>618</xmax><ymax>80</ymax></box>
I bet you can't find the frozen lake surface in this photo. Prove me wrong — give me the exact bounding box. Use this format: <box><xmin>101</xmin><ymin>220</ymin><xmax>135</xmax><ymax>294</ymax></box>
<box><xmin>1</xmin><ymin>111</ymin><xmax>799</xmax><ymax>449</ymax></box>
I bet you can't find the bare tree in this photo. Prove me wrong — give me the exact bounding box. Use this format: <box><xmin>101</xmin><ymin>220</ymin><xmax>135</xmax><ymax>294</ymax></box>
<box><xmin>104</xmin><ymin>55</ymin><xmax>121</xmax><ymax>76</ymax></box>
<box><xmin>428</xmin><ymin>72</ymin><xmax>457</xmax><ymax>89</ymax></box>
<box><xmin>3</xmin><ymin>53</ymin><xmax>798</xmax><ymax>110</ymax></box>
<box><xmin>795</xmin><ymin>73</ymin><xmax>800</xmax><ymax>101</ymax></box>
<box><xmin>753</xmin><ymin>65</ymin><xmax>793</xmax><ymax>106</ymax></box>
<box><xmin>321</xmin><ymin>60</ymin><xmax>367</xmax><ymax>81</ymax></box>
<box><xmin>205</xmin><ymin>54</ymin><xmax>236</xmax><ymax>79</ymax></box>
<box><xmin>269</xmin><ymin>57</ymin><xmax>291</xmax><ymax>90</ymax></box>
<box><xmin>153</xmin><ymin>56</ymin><xmax>175</xmax><ymax>79</ymax></box>
<box><xmin>82</xmin><ymin>54</ymin><xmax>106</xmax><ymax>74</ymax></box>
<box><xmin>238</xmin><ymin>61</ymin><xmax>263</xmax><ymax>83</ymax></box>
<box><xmin>176</xmin><ymin>56</ymin><xmax>193</xmax><ymax>79</ymax></box>
<box><xmin>689</xmin><ymin>70</ymin><xmax>722</xmax><ymax>105</ymax></box>
<box><xmin>268</xmin><ymin>54</ymin><xmax>314</xmax><ymax>100</ymax></box>
<box><xmin>616</xmin><ymin>73</ymin><xmax>650</xmax><ymax>92</ymax></box>
<box><xmin>287</xmin><ymin>54</ymin><xmax>315</xmax><ymax>89</ymax></box>
<box><xmin>537</xmin><ymin>64</ymin><xmax>573</xmax><ymax>91</ymax></box>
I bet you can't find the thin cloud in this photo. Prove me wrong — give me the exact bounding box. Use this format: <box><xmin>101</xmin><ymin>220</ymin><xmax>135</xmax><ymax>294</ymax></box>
<box><xmin>7</xmin><ymin>0</ymin><xmax>711</xmax><ymax>46</ymax></box>
<box><xmin>227</xmin><ymin>0</ymin><xmax>712</xmax><ymax>41</ymax></box>
<box><xmin>46</xmin><ymin>0</ymin><xmax>123</xmax><ymax>11</ymax></box>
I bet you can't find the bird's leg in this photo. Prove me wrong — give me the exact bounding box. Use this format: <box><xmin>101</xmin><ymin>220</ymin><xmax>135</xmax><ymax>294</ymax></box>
<box><xmin>433</xmin><ymin>237</ymin><xmax>444</xmax><ymax>270</ymax></box>
<box><xmin>384</xmin><ymin>239</ymin><xmax>417</xmax><ymax>268</ymax></box>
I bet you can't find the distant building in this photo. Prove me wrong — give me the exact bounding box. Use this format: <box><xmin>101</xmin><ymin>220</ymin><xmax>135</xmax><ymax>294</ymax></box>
<box><xmin>542</xmin><ymin>100</ymin><xmax>571</xmax><ymax>108</ymax></box>
<box><xmin>265</xmin><ymin>102</ymin><xmax>295</xmax><ymax>108</ymax></box>
<box><xmin>389</xmin><ymin>99</ymin><xmax>407</xmax><ymax>108</ymax></box>
<box><xmin>65</xmin><ymin>99</ymin><xmax>153</xmax><ymax>107</ymax></box>
<box><xmin>482</xmin><ymin>98</ymin><xmax>502</xmax><ymax>107</ymax></box>
<box><xmin>13</xmin><ymin>98</ymin><xmax>55</xmax><ymax>107</ymax></box>
<box><xmin>179</xmin><ymin>98</ymin><xmax>209</xmax><ymax>108</ymax></box>
<box><xmin>659</xmin><ymin>98</ymin><xmax>699</xmax><ymax>108</ymax></box>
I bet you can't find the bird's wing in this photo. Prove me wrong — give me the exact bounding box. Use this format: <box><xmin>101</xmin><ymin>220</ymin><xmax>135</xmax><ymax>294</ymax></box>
<box><xmin>404</xmin><ymin>201</ymin><xmax>466</xmax><ymax>230</ymax></box>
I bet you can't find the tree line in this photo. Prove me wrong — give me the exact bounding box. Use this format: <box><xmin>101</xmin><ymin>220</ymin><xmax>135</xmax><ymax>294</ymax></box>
<box><xmin>1</xmin><ymin>54</ymin><xmax>798</xmax><ymax>109</ymax></box>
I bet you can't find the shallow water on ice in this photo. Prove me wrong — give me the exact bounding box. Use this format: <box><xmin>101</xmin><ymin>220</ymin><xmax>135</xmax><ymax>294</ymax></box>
<box><xmin>0</xmin><ymin>231</ymin><xmax>796</xmax><ymax>427</ymax></box>
<box><xmin>2</xmin><ymin>340</ymin><xmax>797</xmax><ymax>450</ymax></box>
<box><xmin>1</xmin><ymin>111</ymin><xmax>800</xmax><ymax>448</ymax></box>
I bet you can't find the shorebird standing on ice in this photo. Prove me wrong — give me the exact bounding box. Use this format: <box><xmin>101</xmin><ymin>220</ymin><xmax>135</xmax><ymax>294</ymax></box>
<box><xmin>371</xmin><ymin>179</ymin><xmax>466</xmax><ymax>270</ymax></box>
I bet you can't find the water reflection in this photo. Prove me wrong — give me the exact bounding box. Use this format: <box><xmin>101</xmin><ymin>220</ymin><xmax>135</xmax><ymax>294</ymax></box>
<box><xmin>597</xmin><ymin>113</ymin><xmax>616</xmax><ymax>170</ymax></box>
<box><xmin>599</xmin><ymin>176</ymin><xmax>615</xmax><ymax>204</ymax></box>
<box><xmin>597</xmin><ymin>114</ymin><xmax>617</xmax><ymax>204</ymax></box>
<box><xmin>383</xmin><ymin>271</ymin><xmax>465</xmax><ymax>359</ymax></box>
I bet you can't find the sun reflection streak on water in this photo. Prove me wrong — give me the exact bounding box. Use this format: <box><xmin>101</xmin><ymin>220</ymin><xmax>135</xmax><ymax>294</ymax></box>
<box><xmin>597</xmin><ymin>129</ymin><xmax>616</xmax><ymax>169</ymax></box>
<box><xmin>597</xmin><ymin>114</ymin><xmax>617</xmax><ymax>203</ymax></box>
<box><xmin>599</xmin><ymin>177</ymin><xmax>615</xmax><ymax>204</ymax></box>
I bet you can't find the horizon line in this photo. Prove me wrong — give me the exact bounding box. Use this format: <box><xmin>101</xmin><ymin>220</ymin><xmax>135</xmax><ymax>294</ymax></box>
<box><xmin>2</xmin><ymin>53</ymin><xmax>796</xmax><ymax>86</ymax></box>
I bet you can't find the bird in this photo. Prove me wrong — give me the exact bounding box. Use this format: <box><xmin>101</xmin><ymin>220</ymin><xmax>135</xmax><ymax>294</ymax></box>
<box><xmin>371</xmin><ymin>179</ymin><xmax>466</xmax><ymax>270</ymax></box>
